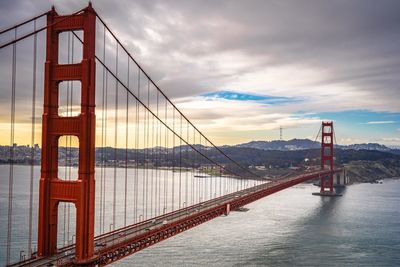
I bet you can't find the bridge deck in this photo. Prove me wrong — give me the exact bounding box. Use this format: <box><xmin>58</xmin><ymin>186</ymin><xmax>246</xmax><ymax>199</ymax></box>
<box><xmin>11</xmin><ymin>169</ymin><xmax>340</xmax><ymax>267</ymax></box>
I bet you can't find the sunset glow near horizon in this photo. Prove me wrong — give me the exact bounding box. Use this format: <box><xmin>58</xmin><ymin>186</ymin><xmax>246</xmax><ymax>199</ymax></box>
<box><xmin>1</xmin><ymin>0</ymin><xmax>399</xmax><ymax>148</ymax></box>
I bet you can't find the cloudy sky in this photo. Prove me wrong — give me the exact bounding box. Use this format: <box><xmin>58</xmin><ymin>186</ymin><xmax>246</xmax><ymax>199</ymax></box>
<box><xmin>1</xmin><ymin>0</ymin><xmax>400</xmax><ymax>146</ymax></box>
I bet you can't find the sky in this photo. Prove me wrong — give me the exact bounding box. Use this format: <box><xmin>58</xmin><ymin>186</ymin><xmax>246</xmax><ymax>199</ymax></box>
<box><xmin>0</xmin><ymin>0</ymin><xmax>400</xmax><ymax>147</ymax></box>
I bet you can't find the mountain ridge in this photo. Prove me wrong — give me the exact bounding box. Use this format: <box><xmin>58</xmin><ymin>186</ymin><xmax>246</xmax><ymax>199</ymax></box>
<box><xmin>233</xmin><ymin>138</ymin><xmax>399</xmax><ymax>154</ymax></box>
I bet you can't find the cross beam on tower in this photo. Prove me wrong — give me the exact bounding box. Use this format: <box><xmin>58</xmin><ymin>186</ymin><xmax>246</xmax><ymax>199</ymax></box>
<box><xmin>0</xmin><ymin>3</ymin><xmax>346</xmax><ymax>266</ymax></box>
<box><xmin>38</xmin><ymin>4</ymin><xmax>97</xmax><ymax>264</ymax></box>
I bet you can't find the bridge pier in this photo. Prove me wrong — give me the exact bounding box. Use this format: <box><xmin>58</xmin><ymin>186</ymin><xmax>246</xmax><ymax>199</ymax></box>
<box><xmin>225</xmin><ymin>203</ymin><xmax>230</xmax><ymax>216</ymax></box>
<box><xmin>313</xmin><ymin>122</ymin><xmax>342</xmax><ymax>197</ymax></box>
<box><xmin>334</xmin><ymin>169</ymin><xmax>347</xmax><ymax>187</ymax></box>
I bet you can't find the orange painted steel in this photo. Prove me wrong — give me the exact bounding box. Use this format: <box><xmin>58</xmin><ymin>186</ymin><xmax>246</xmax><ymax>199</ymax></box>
<box><xmin>92</xmin><ymin>170</ymin><xmax>340</xmax><ymax>266</ymax></box>
<box><xmin>37</xmin><ymin>4</ymin><xmax>96</xmax><ymax>264</ymax></box>
<box><xmin>320</xmin><ymin>121</ymin><xmax>334</xmax><ymax>192</ymax></box>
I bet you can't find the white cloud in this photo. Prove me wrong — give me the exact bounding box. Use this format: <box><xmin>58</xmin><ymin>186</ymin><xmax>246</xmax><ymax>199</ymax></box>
<box><xmin>381</xmin><ymin>137</ymin><xmax>400</xmax><ymax>142</ymax></box>
<box><xmin>363</xmin><ymin>121</ymin><xmax>396</xmax><ymax>124</ymax></box>
<box><xmin>173</xmin><ymin>96</ymin><xmax>323</xmax><ymax>144</ymax></box>
<box><xmin>339</xmin><ymin>137</ymin><xmax>369</xmax><ymax>144</ymax></box>
<box><xmin>1</xmin><ymin>0</ymin><xmax>400</xmax><ymax>146</ymax></box>
<box><xmin>373</xmin><ymin>137</ymin><xmax>400</xmax><ymax>146</ymax></box>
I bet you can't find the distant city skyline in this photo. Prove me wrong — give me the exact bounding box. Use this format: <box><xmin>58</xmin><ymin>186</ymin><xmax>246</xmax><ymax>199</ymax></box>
<box><xmin>0</xmin><ymin>0</ymin><xmax>399</xmax><ymax>146</ymax></box>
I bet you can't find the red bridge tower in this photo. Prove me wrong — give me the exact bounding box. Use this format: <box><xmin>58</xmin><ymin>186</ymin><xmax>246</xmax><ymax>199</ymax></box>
<box><xmin>38</xmin><ymin>4</ymin><xmax>96</xmax><ymax>264</ymax></box>
<box><xmin>320</xmin><ymin>121</ymin><xmax>334</xmax><ymax>193</ymax></box>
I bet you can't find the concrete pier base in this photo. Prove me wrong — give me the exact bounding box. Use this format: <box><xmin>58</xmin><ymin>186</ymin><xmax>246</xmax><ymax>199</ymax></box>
<box><xmin>312</xmin><ymin>191</ymin><xmax>342</xmax><ymax>197</ymax></box>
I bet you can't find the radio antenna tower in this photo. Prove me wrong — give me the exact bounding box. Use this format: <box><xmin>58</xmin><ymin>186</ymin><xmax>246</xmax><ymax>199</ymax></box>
<box><xmin>280</xmin><ymin>126</ymin><xmax>283</xmax><ymax>140</ymax></box>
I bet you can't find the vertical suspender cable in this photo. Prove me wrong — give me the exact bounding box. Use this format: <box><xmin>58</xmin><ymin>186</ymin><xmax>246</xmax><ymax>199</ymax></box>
<box><xmin>99</xmin><ymin>64</ymin><xmax>103</xmax><ymax>235</ymax></box>
<box><xmin>179</xmin><ymin>115</ymin><xmax>182</xmax><ymax>209</ymax></box>
<box><xmin>156</xmin><ymin>91</ymin><xmax>161</xmax><ymax>216</ymax></box>
<box><xmin>194</xmin><ymin>131</ymin><xmax>198</xmax><ymax>203</ymax></box>
<box><xmin>186</xmin><ymin>120</ymin><xmax>189</xmax><ymax>207</ymax></box>
<box><xmin>132</xmin><ymin>92</ymin><xmax>136</xmax><ymax>225</ymax></box>
<box><xmin>132</xmin><ymin>87</ymin><xmax>136</xmax><ymax>224</ymax></box>
<box><xmin>124</xmin><ymin>58</ymin><xmax>129</xmax><ymax>227</ymax></box>
<box><xmin>142</xmin><ymin>82</ymin><xmax>147</xmax><ymax>220</ymax></box>
<box><xmin>6</xmin><ymin>27</ymin><xmax>17</xmax><ymax>266</ymax></box>
<box><xmin>151</xmin><ymin>96</ymin><xmax>156</xmax><ymax>217</ymax></box>
<box><xmin>134</xmin><ymin>69</ymin><xmax>140</xmax><ymax>223</ymax></box>
<box><xmin>150</xmin><ymin>98</ymin><xmax>154</xmax><ymax>218</ymax></box>
<box><xmin>192</xmin><ymin>128</ymin><xmax>195</xmax><ymax>205</ymax></box>
<box><xmin>102</xmin><ymin>71</ymin><xmax>108</xmax><ymax>232</ymax></box>
<box><xmin>203</xmin><ymin>137</ymin><xmax>205</xmax><ymax>200</ymax></box>
<box><xmin>172</xmin><ymin>109</ymin><xmax>175</xmax><ymax>210</ymax></box>
<box><xmin>100</xmin><ymin>25</ymin><xmax>106</xmax><ymax>234</ymax></box>
<box><xmin>199</xmin><ymin>134</ymin><xmax>202</xmax><ymax>202</ymax></box>
<box><xmin>205</xmin><ymin>140</ymin><xmax>208</xmax><ymax>200</ymax></box>
<box><xmin>154</xmin><ymin>92</ymin><xmax>158</xmax><ymax>217</ymax></box>
<box><xmin>144</xmin><ymin>80</ymin><xmax>150</xmax><ymax>219</ymax></box>
<box><xmin>143</xmin><ymin>84</ymin><xmax>146</xmax><ymax>219</ymax></box>
<box><xmin>219</xmin><ymin>166</ymin><xmax>222</xmax><ymax>197</ymax></box>
<box><xmin>134</xmin><ymin>97</ymin><xmax>138</xmax><ymax>223</ymax></box>
<box><xmin>145</xmin><ymin>80</ymin><xmax>151</xmax><ymax>219</ymax></box>
<box><xmin>151</xmin><ymin>99</ymin><xmax>154</xmax><ymax>217</ymax></box>
<box><xmin>28</xmin><ymin>19</ymin><xmax>37</xmax><ymax>256</ymax></box>
<box><xmin>157</xmin><ymin>91</ymin><xmax>161</xmax><ymax>216</ymax></box>
<box><xmin>113</xmin><ymin>42</ymin><xmax>119</xmax><ymax>230</ymax></box>
<box><xmin>198</xmin><ymin>135</ymin><xmax>201</xmax><ymax>202</ymax></box>
<box><xmin>164</xmin><ymin>100</ymin><xmax>168</xmax><ymax>213</ymax></box>
<box><xmin>214</xmin><ymin>150</ymin><xmax>217</xmax><ymax>198</ymax></box>
<box><xmin>153</xmin><ymin>104</ymin><xmax>157</xmax><ymax>216</ymax></box>
<box><xmin>211</xmin><ymin>142</ymin><xmax>214</xmax><ymax>198</ymax></box>
<box><xmin>204</xmin><ymin>140</ymin><xmax>207</xmax><ymax>199</ymax></box>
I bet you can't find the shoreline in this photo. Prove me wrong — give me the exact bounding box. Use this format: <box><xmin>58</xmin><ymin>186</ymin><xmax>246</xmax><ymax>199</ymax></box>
<box><xmin>2</xmin><ymin>163</ymin><xmax>400</xmax><ymax>184</ymax></box>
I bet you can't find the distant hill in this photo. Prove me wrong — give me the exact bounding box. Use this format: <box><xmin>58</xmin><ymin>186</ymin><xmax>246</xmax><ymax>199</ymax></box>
<box><xmin>2</xmin><ymin>143</ymin><xmax>400</xmax><ymax>182</ymax></box>
<box><xmin>341</xmin><ymin>143</ymin><xmax>392</xmax><ymax>152</ymax></box>
<box><xmin>235</xmin><ymin>139</ymin><xmax>319</xmax><ymax>151</ymax></box>
<box><xmin>235</xmin><ymin>139</ymin><xmax>400</xmax><ymax>154</ymax></box>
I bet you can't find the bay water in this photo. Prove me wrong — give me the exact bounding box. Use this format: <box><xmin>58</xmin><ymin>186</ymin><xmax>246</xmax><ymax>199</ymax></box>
<box><xmin>1</xmin><ymin>165</ymin><xmax>399</xmax><ymax>266</ymax></box>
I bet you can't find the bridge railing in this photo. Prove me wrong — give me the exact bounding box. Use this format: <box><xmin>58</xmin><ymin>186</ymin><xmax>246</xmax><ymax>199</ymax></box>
<box><xmin>87</xmin><ymin>9</ymin><xmax>264</xmax><ymax>238</ymax></box>
<box><xmin>0</xmin><ymin>5</ymin><xmax>265</xmax><ymax>266</ymax></box>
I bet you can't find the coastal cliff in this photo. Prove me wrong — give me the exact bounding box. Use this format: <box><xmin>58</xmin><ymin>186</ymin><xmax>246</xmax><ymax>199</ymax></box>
<box><xmin>345</xmin><ymin>159</ymin><xmax>400</xmax><ymax>183</ymax></box>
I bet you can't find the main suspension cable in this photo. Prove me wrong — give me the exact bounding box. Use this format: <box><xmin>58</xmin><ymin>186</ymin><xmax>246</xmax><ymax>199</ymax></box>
<box><xmin>94</xmin><ymin>13</ymin><xmax>261</xmax><ymax>180</ymax></box>
<box><xmin>70</xmin><ymin>30</ymin><xmax>260</xmax><ymax>192</ymax></box>
<box><xmin>0</xmin><ymin>7</ymin><xmax>86</xmax><ymax>50</ymax></box>
<box><xmin>0</xmin><ymin>10</ymin><xmax>48</xmax><ymax>35</ymax></box>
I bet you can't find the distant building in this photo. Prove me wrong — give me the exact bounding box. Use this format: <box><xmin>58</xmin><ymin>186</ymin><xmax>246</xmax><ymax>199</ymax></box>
<box><xmin>255</xmin><ymin>165</ymin><xmax>266</xmax><ymax>171</ymax></box>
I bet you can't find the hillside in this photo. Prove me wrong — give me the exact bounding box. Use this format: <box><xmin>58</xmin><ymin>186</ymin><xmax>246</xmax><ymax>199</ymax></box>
<box><xmin>1</xmin><ymin>144</ymin><xmax>400</xmax><ymax>183</ymax></box>
<box><xmin>215</xmin><ymin>147</ymin><xmax>400</xmax><ymax>183</ymax></box>
<box><xmin>235</xmin><ymin>139</ymin><xmax>320</xmax><ymax>151</ymax></box>
<box><xmin>235</xmin><ymin>138</ymin><xmax>400</xmax><ymax>154</ymax></box>
<box><xmin>344</xmin><ymin>160</ymin><xmax>400</xmax><ymax>183</ymax></box>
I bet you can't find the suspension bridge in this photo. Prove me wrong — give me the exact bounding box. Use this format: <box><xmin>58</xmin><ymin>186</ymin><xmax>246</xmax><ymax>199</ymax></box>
<box><xmin>0</xmin><ymin>4</ymin><xmax>343</xmax><ymax>266</ymax></box>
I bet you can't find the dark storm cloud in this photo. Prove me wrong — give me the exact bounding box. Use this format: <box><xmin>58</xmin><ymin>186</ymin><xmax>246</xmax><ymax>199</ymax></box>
<box><xmin>1</xmin><ymin>0</ymin><xmax>400</xmax><ymax>114</ymax></box>
<box><xmin>88</xmin><ymin>0</ymin><xmax>400</xmax><ymax>110</ymax></box>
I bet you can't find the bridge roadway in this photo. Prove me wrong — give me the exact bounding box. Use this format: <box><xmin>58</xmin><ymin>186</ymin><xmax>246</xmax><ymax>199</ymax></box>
<box><xmin>12</xmin><ymin>169</ymin><xmax>340</xmax><ymax>267</ymax></box>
